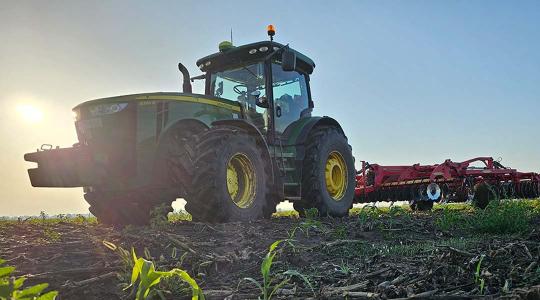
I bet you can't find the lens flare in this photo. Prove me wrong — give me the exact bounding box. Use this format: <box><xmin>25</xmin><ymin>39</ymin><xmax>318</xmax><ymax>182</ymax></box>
<box><xmin>16</xmin><ymin>104</ymin><xmax>44</xmax><ymax>123</ymax></box>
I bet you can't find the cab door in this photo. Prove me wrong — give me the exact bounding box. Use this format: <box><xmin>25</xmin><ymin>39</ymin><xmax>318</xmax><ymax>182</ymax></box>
<box><xmin>271</xmin><ymin>63</ymin><xmax>310</xmax><ymax>137</ymax></box>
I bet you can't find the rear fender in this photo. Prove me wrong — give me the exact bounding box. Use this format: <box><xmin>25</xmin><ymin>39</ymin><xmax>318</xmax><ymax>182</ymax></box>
<box><xmin>282</xmin><ymin>116</ymin><xmax>346</xmax><ymax>160</ymax></box>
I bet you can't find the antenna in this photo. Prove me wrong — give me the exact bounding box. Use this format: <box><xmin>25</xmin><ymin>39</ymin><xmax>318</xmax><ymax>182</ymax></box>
<box><xmin>230</xmin><ymin>28</ymin><xmax>233</xmax><ymax>44</ymax></box>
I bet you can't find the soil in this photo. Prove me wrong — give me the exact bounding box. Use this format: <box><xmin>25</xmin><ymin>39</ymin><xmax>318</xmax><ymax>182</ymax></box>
<box><xmin>1</xmin><ymin>212</ymin><xmax>539</xmax><ymax>300</ymax></box>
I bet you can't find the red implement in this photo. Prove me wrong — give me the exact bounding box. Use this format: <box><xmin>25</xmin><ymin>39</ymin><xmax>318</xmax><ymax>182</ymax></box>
<box><xmin>355</xmin><ymin>157</ymin><xmax>540</xmax><ymax>207</ymax></box>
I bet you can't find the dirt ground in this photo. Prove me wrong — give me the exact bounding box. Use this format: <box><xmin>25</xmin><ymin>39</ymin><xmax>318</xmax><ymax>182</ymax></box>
<box><xmin>1</xmin><ymin>206</ymin><xmax>540</xmax><ymax>300</ymax></box>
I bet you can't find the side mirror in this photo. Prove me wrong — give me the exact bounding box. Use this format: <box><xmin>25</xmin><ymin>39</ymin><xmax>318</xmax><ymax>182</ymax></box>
<box><xmin>255</xmin><ymin>96</ymin><xmax>269</xmax><ymax>108</ymax></box>
<box><xmin>281</xmin><ymin>49</ymin><xmax>296</xmax><ymax>71</ymax></box>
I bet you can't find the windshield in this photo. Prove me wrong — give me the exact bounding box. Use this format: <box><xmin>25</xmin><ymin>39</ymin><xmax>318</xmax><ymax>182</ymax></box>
<box><xmin>210</xmin><ymin>63</ymin><xmax>265</xmax><ymax>105</ymax></box>
<box><xmin>210</xmin><ymin>63</ymin><xmax>268</xmax><ymax>131</ymax></box>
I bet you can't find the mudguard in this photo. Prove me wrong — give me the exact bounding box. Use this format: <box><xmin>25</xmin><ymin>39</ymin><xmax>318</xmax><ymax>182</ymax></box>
<box><xmin>283</xmin><ymin>116</ymin><xmax>345</xmax><ymax>146</ymax></box>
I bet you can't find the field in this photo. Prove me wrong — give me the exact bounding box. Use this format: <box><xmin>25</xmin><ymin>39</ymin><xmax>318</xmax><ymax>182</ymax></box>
<box><xmin>1</xmin><ymin>200</ymin><xmax>540</xmax><ymax>299</ymax></box>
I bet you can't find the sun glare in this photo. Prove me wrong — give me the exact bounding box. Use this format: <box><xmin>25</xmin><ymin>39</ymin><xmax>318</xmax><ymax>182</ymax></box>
<box><xmin>16</xmin><ymin>104</ymin><xmax>44</xmax><ymax>123</ymax></box>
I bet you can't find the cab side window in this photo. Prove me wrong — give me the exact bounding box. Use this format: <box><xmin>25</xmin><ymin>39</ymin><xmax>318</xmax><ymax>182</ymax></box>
<box><xmin>272</xmin><ymin>65</ymin><xmax>309</xmax><ymax>134</ymax></box>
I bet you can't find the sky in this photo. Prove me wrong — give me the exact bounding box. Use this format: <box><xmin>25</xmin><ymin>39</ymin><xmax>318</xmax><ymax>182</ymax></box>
<box><xmin>1</xmin><ymin>1</ymin><xmax>539</xmax><ymax>216</ymax></box>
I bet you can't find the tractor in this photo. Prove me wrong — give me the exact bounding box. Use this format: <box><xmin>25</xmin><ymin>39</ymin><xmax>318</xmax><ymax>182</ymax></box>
<box><xmin>24</xmin><ymin>26</ymin><xmax>357</xmax><ymax>224</ymax></box>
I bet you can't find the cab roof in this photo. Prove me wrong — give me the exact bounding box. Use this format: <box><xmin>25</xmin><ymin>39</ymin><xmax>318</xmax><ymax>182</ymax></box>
<box><xmin>196</xmin><ymin>41</ymin><xmax>316</xmax><ymax>75</ymax></box>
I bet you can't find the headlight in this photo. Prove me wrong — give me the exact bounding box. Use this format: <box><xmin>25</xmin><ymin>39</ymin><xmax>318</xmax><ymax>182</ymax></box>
<box><xmin>89</xmin><ymin>103</ymin><xmax>128</xmax><ymax>116</ymax></box>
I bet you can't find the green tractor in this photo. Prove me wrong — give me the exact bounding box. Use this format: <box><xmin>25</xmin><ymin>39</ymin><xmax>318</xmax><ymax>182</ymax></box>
<box><xmin>24</xmin><ymin>28</ymin><xmax>356</xmax><ymax>224</ymax></box>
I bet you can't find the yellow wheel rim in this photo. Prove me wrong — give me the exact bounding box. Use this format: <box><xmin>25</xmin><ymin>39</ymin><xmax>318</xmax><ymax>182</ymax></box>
<box><xmin>325</xmin><ymin>151</ymin><xmax>348</xmax><ymax>201</ymax></box>
<box><xmin>226</xmin><ymin>153</ymin><xmax>257</xmax><ymax>208</ymax></box>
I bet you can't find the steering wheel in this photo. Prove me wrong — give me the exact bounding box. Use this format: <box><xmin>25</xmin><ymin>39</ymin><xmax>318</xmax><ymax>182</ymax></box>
<box><xmin>233</xmin><ymin>84</ymin><xmax>247</xmax><ymax>94</ymax></box>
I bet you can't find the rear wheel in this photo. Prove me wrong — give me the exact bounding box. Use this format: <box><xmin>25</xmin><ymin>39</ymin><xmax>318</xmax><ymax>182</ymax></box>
<box><xmin>296</xmin><ymin>126</ymin><xmax>355</xmax><ymax>217</ymax></box>
<box><xmin>187</xmin><ymin>126</ymin><xmax>277</xmax><ymax>222</ymax></box>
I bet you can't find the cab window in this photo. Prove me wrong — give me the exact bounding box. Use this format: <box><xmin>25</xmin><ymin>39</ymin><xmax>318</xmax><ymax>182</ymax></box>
<box><xmin>210</xmin><ymin>63</ymin><xmax>268</xmax><ymax>132</ymax></box>
<box><xmin>272</xmin><ymin>64</ymin><xmax>309</xmax><ymax>133</ymax></box>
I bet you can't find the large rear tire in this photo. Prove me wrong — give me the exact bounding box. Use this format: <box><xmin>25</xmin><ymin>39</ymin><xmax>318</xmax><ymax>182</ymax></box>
<box><xmin>296</xmin><ymin>126</ymin><xmax>355</xmax><ymax>217</ymax></box>
<box><xmin>186</xmin><ymin>126</ymin><xmax>277</xmax><ymax>222</ymax></box>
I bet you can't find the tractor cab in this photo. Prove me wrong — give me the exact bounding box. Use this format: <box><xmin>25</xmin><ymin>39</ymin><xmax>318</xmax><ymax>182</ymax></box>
<box><xmin>194</xmin><ymin>40</ymin><xmax>316</xmax><ymax>137</ymax></box>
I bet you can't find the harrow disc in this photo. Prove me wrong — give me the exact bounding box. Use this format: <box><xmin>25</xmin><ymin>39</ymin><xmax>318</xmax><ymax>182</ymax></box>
<box><xmin>523</xmin><ymin>181</ymin><xmax>532</xmax><ymax>198</ymax></box>
<box><xmin>417</xmin><ymin>184</ymin><xmax>429</xmax><ymax>201</ymax></box>
<box><xmin>500</xmin><ymin>182</ymin><xmax>515</xmax><ymax>200</ymax></box>
<box><xmin>426</xmin><ymin>183</ymin><xmax>442</xmax><ymax>201</ymax></box>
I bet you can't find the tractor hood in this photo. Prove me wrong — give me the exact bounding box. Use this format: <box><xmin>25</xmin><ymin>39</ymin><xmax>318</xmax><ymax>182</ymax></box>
<box><xmin>73</xmin><ymin>92</ymin><xmax>241</xmax><ymax>113</ymax></box>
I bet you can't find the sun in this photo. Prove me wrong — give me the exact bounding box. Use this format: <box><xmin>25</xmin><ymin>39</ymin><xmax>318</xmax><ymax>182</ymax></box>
<box><xmin>16</xmin><ymin>104</ymin><xmax>44</xmax><ymax>123</ymax></box>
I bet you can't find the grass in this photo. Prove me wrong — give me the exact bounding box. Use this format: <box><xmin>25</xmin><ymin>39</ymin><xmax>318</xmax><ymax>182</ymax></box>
<box><xmin>435</xmin><ymin>199</ymin><xmax>539</xmax><ymax>234</ymax></box>
<box><xmin>272</xmin><ymin>210</ymin><xmax>299</xmax><ymax>218</ymax></box>
<box><xmin>326</xmin><ymin>236</ymin><xmax>484</xmax><ymax>259</ymax></box>
<box><xmin>0</xmin><ymin>214</ymin><xmax>97</xmax><ymax>226</ymax></box>
<box><xmin>168</xmin><ymin>210</ymin><xmax>192</xmax><ymax>222</ymax></box>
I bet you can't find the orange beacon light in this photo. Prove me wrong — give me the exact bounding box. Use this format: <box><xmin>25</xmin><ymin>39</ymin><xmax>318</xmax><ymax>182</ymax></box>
<box><xmin>267</xmin><ymin>24</ymin><xmax>276</xmax><ymax>40</ymax></box>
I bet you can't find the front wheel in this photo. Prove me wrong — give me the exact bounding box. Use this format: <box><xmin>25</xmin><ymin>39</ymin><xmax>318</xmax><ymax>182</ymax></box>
<box><xmin>297</xmin><ymin>126</ymin><xmax>356</xmax><ymax>217</ymax></box>
<box><xmin>85</xmin><ymin>189</ymin><xmax>175</xmax><ymax>226</ymax></box>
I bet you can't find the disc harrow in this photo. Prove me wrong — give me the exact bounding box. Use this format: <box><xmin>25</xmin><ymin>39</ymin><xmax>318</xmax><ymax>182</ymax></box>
<box><xmin>355</xmin><ymin>157</ymin><xmax>540</xmax><ymax>208</ymax></box>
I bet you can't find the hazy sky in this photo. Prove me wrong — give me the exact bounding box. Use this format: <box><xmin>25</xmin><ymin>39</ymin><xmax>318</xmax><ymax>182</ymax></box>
<box><xmin>1</xmin><ymin>1</ymin><xmax>539</xmax><ymax>216</ymax></box>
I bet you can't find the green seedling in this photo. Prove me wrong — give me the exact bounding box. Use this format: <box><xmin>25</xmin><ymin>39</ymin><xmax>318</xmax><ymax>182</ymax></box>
<box><xmin>127</xmin><ymin>249</ymin><xmax>204</xmax><ymax>300</ymax></box>
<box><xmin>475</xmin><ymin>254</ymin><xmax>486</xmax><ymax>295</ymax></box>
<box><xmin>0</xmin><ymin>258</ymin><xmax>58</xmax><ymax>300</ymax></box>
<box><xmin>241</xmin><ymin>240</ymin><xmax>313</xmax><ymax>300</ymax></box>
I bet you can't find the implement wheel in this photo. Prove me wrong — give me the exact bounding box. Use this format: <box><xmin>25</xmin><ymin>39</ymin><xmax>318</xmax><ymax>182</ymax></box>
<box><xmin>473</xmin><ymin>182</ymin><xmax>498</xmax><ymax>209</ymax></box>
<box><xmin>296</xmin><ymin>126</ymin><xmax>355</xmax><ymax>217</ymax></box>
<box><xmin>410</xmin><ymin>200</ymin><xmax>433</xmax><ymax>211</ymax></box>
<box><xmin>186</xmin><ymin>125</ymin><xmax>276</xmax><ymax>222</ymax></box>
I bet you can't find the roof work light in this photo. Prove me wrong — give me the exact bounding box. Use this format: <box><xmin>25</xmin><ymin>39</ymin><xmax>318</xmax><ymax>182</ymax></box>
<box><xmin>267</xmin><ymin>24</ymin><xmax>276</xmax><ymax>40</ymax></box>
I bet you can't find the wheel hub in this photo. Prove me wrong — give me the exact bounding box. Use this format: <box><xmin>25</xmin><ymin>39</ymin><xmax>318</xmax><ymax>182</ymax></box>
<box><xmin>226</xmin><ymin>153</ymin><xmax>256</xmax><ymax>208</ymax></box>
<box><xmin>325</xmin><ymin>151</ymin><xmax>347</xmax><ymax>201</ymax></box>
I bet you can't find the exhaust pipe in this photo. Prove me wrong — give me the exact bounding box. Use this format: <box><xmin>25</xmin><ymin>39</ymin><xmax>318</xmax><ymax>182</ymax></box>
<box><xmin>177</xmin><ymin>63</ymin><xmax>192</xmax><ymax>93</ymax></box>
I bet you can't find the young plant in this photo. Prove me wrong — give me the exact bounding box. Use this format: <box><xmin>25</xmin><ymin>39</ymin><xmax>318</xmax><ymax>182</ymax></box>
<box><xmin>241</xmin><ymin>240</ymin><xmax>313</xmax><ymax>300</ymax></box>
<box><xmin>331</xmin><ymin>224</ymin><xmax>348</xmax><ymax>239</ymax></box>
<box><xmin>103</xmin><ymin>240</ymin><xmax>133</xmax><ymax>276</ymax></box>
<box><xmin>299</xmin><ymin>208</ymin><xmax>322</xmax><ymax>237</ymax></box>
<box><xmin>474</xmin><ymin>254</ymin><xmax>486</xmax><ymax>295</ymax></box>
<box><xmin>127</xmin><ymin>249</ymin><xmax>204</xmax><ymax>300</ymax></box>
<box><xmin>0</xmin><ymin>258</ymin><xmax>58</xmax><ymax>300</ymax></box>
